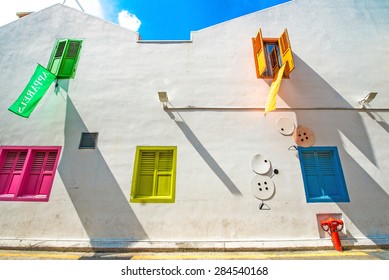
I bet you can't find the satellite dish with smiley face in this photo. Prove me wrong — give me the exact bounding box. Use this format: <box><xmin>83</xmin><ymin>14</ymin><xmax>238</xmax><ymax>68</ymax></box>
<box><xmin>250</xmin><ymin>174</ymin><xmax>276</xmax><ymax>201</ymax></box>
<box><xmin>293</xmin><ymin>125</ymin><xmax>315</xmax><ymax>147</ymax></box>
<box><xmin>250</xmin><ymin>174</ymin><xmax>275</xmax><ymax>211</ymax></box>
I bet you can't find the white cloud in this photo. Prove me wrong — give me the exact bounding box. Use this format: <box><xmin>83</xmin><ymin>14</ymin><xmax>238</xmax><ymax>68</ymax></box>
<box><xmin>0</xmin><ymin>0</ymin><xmax>105</xmax><ymax>27</ymax></box>
<box><xmin>118</xmin><ymin>10</ymin><xmax>141</xmax><ymax>32</ymax></box>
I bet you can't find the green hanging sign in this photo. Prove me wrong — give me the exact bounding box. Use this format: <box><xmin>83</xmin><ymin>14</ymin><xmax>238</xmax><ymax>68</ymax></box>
<box><xmin>8</xmin><ymin>64</ymin><xmax>56</xmax><ymax>118</ymax></box>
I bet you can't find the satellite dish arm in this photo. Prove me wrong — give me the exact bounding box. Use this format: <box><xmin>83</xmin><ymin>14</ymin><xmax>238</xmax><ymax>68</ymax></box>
<box><xmin>63</xmin><ymin>0</ymin><xmax>85</xmax><ymax>12</ymax></box>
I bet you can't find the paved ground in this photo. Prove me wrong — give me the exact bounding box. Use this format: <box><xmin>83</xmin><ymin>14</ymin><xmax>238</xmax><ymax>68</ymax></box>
<box><xmin>0</xmin><ymin>248</ymin><xmax>388</xmax><ymax>260</ymax></box>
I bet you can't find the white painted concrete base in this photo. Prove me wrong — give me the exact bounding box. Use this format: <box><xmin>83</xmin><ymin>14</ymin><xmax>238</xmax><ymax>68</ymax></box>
<box><xmin>0</xmin><ymin>237</ymin><xmax>388</xmax><ymax>252</ymax></box>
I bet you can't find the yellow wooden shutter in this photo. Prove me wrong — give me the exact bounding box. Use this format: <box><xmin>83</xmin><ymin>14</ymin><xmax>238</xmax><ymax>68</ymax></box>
<box><xmin>138</xmin><ymin>151</ymin><xmax>155</xmax><ymax>197</ymax></box>
<box><xmin>156</xmin><ymin>150</ymin><xmax>173</xmax><ymax>196</ymax></box>
<box><xmin>131</xmin><ymin>147</ymin><xmax>176</xmax><ymax>203</ymax></box>
<box><xmin>252</xmin><ymin>28</ymin><xmax>267</xmax><ymax>78</ymax></box>
<box><xmin>278</xmin><ymin>29</ymin><xmax>295</xmax><ymax>77</ymax></box>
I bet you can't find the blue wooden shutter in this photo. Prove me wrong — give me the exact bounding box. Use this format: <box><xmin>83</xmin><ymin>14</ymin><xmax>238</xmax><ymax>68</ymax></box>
<box><xmin>299</xmin><ymin>147</ymin><xmax>349</xmax><ymax>203</ymax></box>
<box><xmin>317</xmin><ymin>151</ymin><xmax>339</xmax><ymax>197</ymax></box>
<box><xmin>300</xmin><ymin>150</ymin><xmax>322</xmax><ymax>199</ymax></box>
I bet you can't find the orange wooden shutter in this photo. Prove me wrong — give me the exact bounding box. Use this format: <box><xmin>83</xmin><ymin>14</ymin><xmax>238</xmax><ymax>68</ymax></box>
<box><xmin>252</xmin><ymin>28</ymin><xmax>267</xmax><ymax>78</ymax></box>
<box><xmin>278</xmin><ymin>29</ymin><xmax>295</xmax><ymax>77</ymax></box>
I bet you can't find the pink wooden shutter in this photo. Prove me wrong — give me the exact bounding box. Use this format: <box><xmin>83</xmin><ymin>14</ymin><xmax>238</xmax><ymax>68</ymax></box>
<box><xmin>22</xmin><ymin>150</ymin><xmax>59</xmax><ymax>197</ymax></box>
<box><xmin>0</xmin><ymin>151</ymin><xmax>27</xmax><ymax>196</ymax></box>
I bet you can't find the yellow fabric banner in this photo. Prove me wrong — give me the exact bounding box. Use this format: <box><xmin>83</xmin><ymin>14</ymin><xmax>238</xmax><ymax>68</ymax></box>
<box><xmin>264</xmin><ymin>64</ymin><xmax>285</xmax><ymax>116</ymax></box>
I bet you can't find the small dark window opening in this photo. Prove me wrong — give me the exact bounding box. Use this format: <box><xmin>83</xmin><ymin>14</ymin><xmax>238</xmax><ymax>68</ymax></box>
<box><xmin>79</xmin><ymin>132</ymin><xmax>98</xmax><ymax>149</ymax></box>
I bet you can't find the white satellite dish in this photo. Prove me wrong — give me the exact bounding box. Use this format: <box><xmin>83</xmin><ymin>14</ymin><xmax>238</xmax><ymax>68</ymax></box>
<box><xmin>251</xmin><ymin>154</ymin><xmax>271</xmax><ymax>174</ymax></box>
<box><xmin>250</xmin><ymin>174</ymin><xmax>275</xmax><ymax>201</ymax></box>
<box><xmin>276</xmin><ymin>117</ymin><xmax>295</xmax><ymax>135</ymax></box>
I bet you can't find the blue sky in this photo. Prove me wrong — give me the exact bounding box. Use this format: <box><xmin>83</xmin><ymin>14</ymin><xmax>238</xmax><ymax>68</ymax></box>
<box><xmin>107</xmin><ymin>0</ymin><xmax>290</xmax><ymax>40</ymax></box>
<box><xmin>1</xmin><ymin>0</ymin><xmax>289</xmax><ymax>40</ymax></box>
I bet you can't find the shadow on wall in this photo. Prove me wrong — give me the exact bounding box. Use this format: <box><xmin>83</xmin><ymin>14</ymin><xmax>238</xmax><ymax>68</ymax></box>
<box><xmin>281</xmin><ymin>54</ymin><xmax>377</xmax><ymax>166</ymax></box>
<box><xmin>365</xmin><ymin>110</ymin><xmax>389</xmax><ymax>134</ymax></box>
<box><xmin>166</xmin><ymin>109</ymin><xmax>242</xmax><ymax>196</ymax></box>
<box><xmin>57</xmin><ymin>95</ymin><xmax>148</xmax><ymax>248</ymax></box>
<box><xmin>338</xmin><ymin>151</ymin><xmax>389</xmax><ymax>239</ymax></box>
<box><xmin>279</xmin><ymin>54</ymin><xmax>389</xmax><ymax>240</ymax></box>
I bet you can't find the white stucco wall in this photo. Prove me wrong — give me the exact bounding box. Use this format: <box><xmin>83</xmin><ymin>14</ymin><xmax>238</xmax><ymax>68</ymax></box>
<box><xmin>0</xmin><ymin>0</ymin><xmax>388</xmax><ymax>249</ymax></box>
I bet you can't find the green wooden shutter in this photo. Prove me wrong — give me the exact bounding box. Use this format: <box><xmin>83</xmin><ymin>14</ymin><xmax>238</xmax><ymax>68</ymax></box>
<box><xmin>58</xmin><ymin>40</ymin><xmax>82</xmax><ymax>79</ymax></box>
<box><xmin>47</xmin><ymin>40</ymin><xmax>67</xmax><ymax>76</ymax></box>
<box><xmin>47</xmin><ymin>39</ymin><xmax>82</xmax><ymax>79</ymax></box>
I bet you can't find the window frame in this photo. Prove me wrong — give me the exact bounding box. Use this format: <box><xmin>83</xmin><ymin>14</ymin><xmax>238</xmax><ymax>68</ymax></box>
<box><xmin>130</xmin><ymin>146</ymin><xmax>177</xmax><ymax>203</ymax></box>
<box><xmin>47</xmin><ymin>39</ymin><xmax>83</xmax><ymax>79</ymax></box>
<box><xmin>298</xmin><ymin>146</ymin><xmax>350</xmax><ymax>203</ymax></box>
<box><xmin>264</xmin><ymin>39</ymin><xmax>282</xmax><ymax>78</ymax></box>
<box><xmin>0</xmin><ymin>146</ymin><xmax>62</xmax><ymax>202</ymax></box>
<box><xmin>79</xmin><ymin>132</ymin><xmax>99</xmax><ymax>149</ymax></box>
<box><xmin>252</xmin><ymin>29</ymin><xmax>294</xmax><ymax>79</ymax></box>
